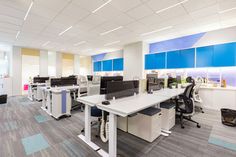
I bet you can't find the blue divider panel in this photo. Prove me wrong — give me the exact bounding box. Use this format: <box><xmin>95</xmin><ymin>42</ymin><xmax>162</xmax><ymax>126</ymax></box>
<box><xmin>113</xmin><ymin>58</ymin><xmax>123</xmax><ymax>71</ymax></box>
<box><xmin>213</xmin><ymin>42</ymin><xmax>236</xmax><ymax>67</ymax></box>
<box><xmin>167</xmin><ymin>50</ymin><xmax>180</xmax><ymax>69</ymax></box>
<box><xmin>102</xmin><ymin>60</ymin><xmax>112</xmax><ymax>71</ymax></box>
<box><xmin>145</xmin><ymin>52</ymin><xmax>166</xmax><ymax>69</ymax></box>
<box><xmin>179</xmin><ymin>48</ymin><xmax>195</xmax><ymax>68</ymax></box>
<box><xmin>93</xmin><ymin>61</ymin><xmax>102</xmax><ymax>72</ymax></box>
<box><xmin>196</xmin><ymin>45</ymin><xmax>214</xmax><ymax>67</ymax></box>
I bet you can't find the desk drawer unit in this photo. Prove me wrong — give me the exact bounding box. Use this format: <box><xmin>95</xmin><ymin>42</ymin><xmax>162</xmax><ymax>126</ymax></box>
<box><xmin>160</xmin><ymin>103</ymin><xmax>176</xmax><ymax>131</ymax></box>
<box><xmin>128</xmin><ymin>107</ymin><xmax>162</xmax><ymax>142</ymax></box>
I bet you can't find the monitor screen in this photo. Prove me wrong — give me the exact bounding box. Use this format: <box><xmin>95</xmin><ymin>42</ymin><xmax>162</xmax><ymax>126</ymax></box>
<box><xmin>100</xmin><ymin>76</ymin><xmax>123</xmax><ymax>94</ymax></box>
<box><xmin>50</xmin><ymin>78</ymin><xmax>62</xmax><ymax>87</ymax></box>
<box><xmin>33</xmin><ymin>77</ymin><xmax>49</xmax><ymax>83</ymax></box>
<box><xmin>87</xmin><ymin>75</ymin><xmax>93</xmax><ymax>81</ymax></box>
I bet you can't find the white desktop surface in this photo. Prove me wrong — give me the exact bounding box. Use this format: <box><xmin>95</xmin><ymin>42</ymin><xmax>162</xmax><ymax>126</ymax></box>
<box><xmin>152</xmin><ymin>88</ymin><xmax>185</xmax><ymax>98</ymax></box>
<box><xmin>77</xmin><ymin>94</ymin><xmax>105</xmax><ymax>106</ymax></box>
<box><xmin>42</xmin><ymin>85</ymin><xmax>80</xmax><ymax>92</ymax></box>
<box><xmin>97</xmin><ymin>94</ymin><xmax>169</xmax><ymax>117</ymax></box>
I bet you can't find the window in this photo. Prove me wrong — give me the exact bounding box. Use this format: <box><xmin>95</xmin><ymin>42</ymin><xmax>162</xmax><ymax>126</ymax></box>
<box><xmin>0</xmin><ymin>51</ymin><xmax>9</xmax><ymax>77</ymax></box>
<box><xmin>62</xmin><ymin>53</ymin><xmax>74</xmax><ymax>77</ymax></box>
<box><xmin>21</xmin><ymin>48</ymin><xmax>40</xmax><ymax>95</ymax></box>
<box><xmin>48</xmin><ymin>51</ymin><xmax>56</xmax><ymax>77</ymax></box>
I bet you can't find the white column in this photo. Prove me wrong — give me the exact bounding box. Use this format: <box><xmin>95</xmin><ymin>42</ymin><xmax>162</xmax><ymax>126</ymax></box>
<box><xmin>109</xmin><ymin>113</ymin><xmax>117</xmax><ymax>157</ymax></box>
<box><xmin>40</xmin><ymin>50</ymin><xmax>48</xmax><ymax>77</ymax></box>
<box><xmin>11</xmin><ymin>46</ymin><xmax>22</xmax><ymax>95</ymax></box>
<box><xmin>74</xmin><ymin>54</ymin><xmax>80</xmax><ymax>75</ymax></box>
<box><xmin>123</xmin><ymin>41</ymin><xmax>148</xmax><ymax>80</ymax></box>
<box><xmin>56</xmin><ymin>52</ymin><xmax>62</xmax><ymax>77</ymax></box>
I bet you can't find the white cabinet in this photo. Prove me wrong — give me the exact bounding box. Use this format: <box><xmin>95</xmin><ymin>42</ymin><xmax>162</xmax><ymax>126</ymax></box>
<box><xmin>0</xmin><ymin>78</ymin><xmax>12</xmax><ymax>96</ymax></box>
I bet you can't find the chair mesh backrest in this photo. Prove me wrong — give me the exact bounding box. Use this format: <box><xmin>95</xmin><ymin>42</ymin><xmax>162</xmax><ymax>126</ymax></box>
<box><xmin>184</xmin><ymin>84</ymin><xmax>194</xmax><ymax>98</ymax></box>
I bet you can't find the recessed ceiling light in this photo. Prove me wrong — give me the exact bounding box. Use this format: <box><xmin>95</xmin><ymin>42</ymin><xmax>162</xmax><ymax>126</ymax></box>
<box><xmin>140</xmin><ymin>26</ymin><xmax>173</xmax><ymax>36</ymax></box>
<box><xmin>24</xmin><ymin>1</ymin><xmax>34</xmax><ymax>21</ymax></box>
<box><xmin>92</xmin><ymin>0</ymin><xmax>112</xmax><ymax>13</ymax></box>
<box><xmin>74</xmin><ymin>41</ymin><xmax>86</xmax><ymax>46</ymax></box>
<box><xmin>104</xmin><ymin>41</ymin><xmax>120</xmax><ymax>46</ymax></box>
<box><xmin>16</xmin><ymin>31</ymin><xmax>20</xmax><ymax>39</ymax></box>
<box><xmin>100</xmin><ymin>26</ymin><xmax>123</xmax><ymax>36</ymax></box>
<box><xmin>42</xmin><ymin>41</ymin><xmax>50</xmax><ymax>47</ymax></box>
<box><xmin>58</xmin><ymin>26</ymin><xmax>73</xmax><ymax>36</ymax></box>
<box><xmin>219</xmin><ymin>7</ymin><xmax>236</xmax><ymax>14</ymax></box>
<box><xmin>156</xmin><ymin>0</ymin><xmax>188</xmax><ymax>14</ymax></box>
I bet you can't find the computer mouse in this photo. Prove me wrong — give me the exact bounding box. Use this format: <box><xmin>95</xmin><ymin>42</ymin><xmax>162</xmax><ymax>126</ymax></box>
<box><xmin>102</xmin><ymin>101</ymin><xmax>110</xmax><ymax>105</ymax></box>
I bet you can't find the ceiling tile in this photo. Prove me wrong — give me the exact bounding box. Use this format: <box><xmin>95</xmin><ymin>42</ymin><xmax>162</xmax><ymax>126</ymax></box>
<box><xmin>110</xmin><ymin>0</ymin><xmax>142</xmax><ymax>12</ymax></box>
<box><xmin>183</xmin><ymin>0</ymin><xmax>217</xmax><ymax>13</ymax></box>
<box><xmin>126</xmin><ymin>4</ymin><xmax>154</xmax><ymax>20</ymax></box>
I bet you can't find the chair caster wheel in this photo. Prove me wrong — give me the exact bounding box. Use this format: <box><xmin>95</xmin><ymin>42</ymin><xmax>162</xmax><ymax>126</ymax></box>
<box><xmin>181</xmin><ymin>126</ymin><xmax>185</xmax><ymax>129</ymax></box>
<box><xmin>202</xmin><ymin>111</ymin><xmax>204</xmax><ymax>113</ymax></box>
<box><xmin>81</xmin><ymin>129</ymin><xmax>84</xmax><ymax>133</ymax></box>
<box><xmin>197</xmin><ymin>124</ymin><xmax>201</xmax><ymax>128</ymax></box>
<box><xmin>95</xmin><ymin>135</ymin><xmax>99</xmax><ymax>138</ymax></box>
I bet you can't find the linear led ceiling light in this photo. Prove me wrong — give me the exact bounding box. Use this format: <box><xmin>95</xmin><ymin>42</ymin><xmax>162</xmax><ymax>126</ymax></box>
<box><xmin>24</xmin><ymin>0</ymin><xmax>34</xmax><ymax>21</ymax></box>
<box><xmin>42</xmin><ymin>41</ymin><xmax>50</xmax><ymax>47</ymax></box>
<box><xmin>58</xmin><ymin>26</ymin><xmax>73</xmax><ymax>36</ymax></box>
<box><xmin>74</xmin><ymin>41</ymin><xmax>86</xmax><ymax>46</ymax></box>
<box><xmin>156</xmin><ymin>0</ymin><xmax>188</xmax><ymax>14</ymax></box>
<box><xmin>92</xmin><ymin>0</ymin><xmax>112</xmax><ymax>13</ymax></box>
<box><xmin>141</xmin><ymin>26</ymin><xmax>173</xmax><ymax>36</ymax></box>
<box><xmin>219</xmin><ymin>7</ymin><xmax>236</xmax><ymax>14</ymax></box>
<box><xmin>104</xmin><ymin>40</ymin><xmax>120</xmax><ymax>46</ymax></box>
<box><xmin>100</xmin><ymin>26</ymin><xmax>123</xmax><ymax>36</ymax></box>
<box><xmin>16</xmin><ymin>31</ymin><xmax>20</xmax><ymax>39</ymax></box>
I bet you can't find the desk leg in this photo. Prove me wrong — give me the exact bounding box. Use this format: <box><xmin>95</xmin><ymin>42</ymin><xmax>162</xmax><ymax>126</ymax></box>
<box><xmin>78</xmin><ymin>104</ymin><xmax>100</xmax><ymax>151</ymax></box>
<box><xmin>109</xmin><ymin>113</ymin><xmax>117</xmax><ymax>157</ymax></box>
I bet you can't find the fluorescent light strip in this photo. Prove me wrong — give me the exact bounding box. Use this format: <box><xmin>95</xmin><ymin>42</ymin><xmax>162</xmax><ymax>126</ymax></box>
<box><xmin>58</xmin><ymin>26</ymin><xmax>73</xmax><ymax>36</ymax></box>
<box><xmin>74</xmin><ymin>41</ymin><xmax>86</xmax><ymax>46</ymax></box>
<box><xmin>24</xmin><ymin>1</ymin><xmax>34</xmax><ymax>21</ymax></box>
<box><xmin>104</xmin><ymin>40</ymin><xmax>120</xmax><ymax>46</ymax></box>
<box><xmin>92</xmin><ymin>0</ymin><xmax>112</xmax><ymax>13</ymax></box>
<box><xmin>16</xmin><ymin>31</ymin><xmax>20</xmax><ymax>39</ymax></box>
<box><xmin>100</xmin><ymin>26</ymin><xmax>123</xmax><ymax>36</ymax></box>
<box><xmin>219</xmin><ymin>7</ymin><xmax>236</xmax><ymax>14</ymax></box>
<box><xmin>156</xmin><ymin>0</ymin><xmax>188</xmax><ymax>14</ymax></box>
<box><xmin>141</xmin><ymin>26</ymin><xmax>173</xmax><ymax>36</ymax></box>
<box><xmin>42</xmin><ymin>41</ymin><xmax>50</xmax><ymax>47</ymax></box>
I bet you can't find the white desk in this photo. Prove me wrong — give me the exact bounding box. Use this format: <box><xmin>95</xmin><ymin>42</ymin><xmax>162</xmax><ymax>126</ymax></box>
<box><xmin>77</xmin><ymin>88</ymin><xmax>185</xmax><ymax>157</ymax></box>
<box><xmin>28</xmin><ymin>83</ymin><xmax>46</xmax><ymax>101</ymax></box>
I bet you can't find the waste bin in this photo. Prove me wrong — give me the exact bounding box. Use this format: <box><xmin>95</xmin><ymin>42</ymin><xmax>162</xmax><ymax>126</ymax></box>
<box><xmin>0</xmin><ymin>94</ymin><xmax>7</xmax><ymax>104</ymax></box>
<box><xmin>221</xmin><ymin>108</ymin><xmax>236</xmax><ymax>127</ymax></box>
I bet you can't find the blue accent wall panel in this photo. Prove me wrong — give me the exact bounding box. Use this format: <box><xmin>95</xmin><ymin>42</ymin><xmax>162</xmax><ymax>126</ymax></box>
<box><xmin>145</xmin><ymin>53</ymin><xmax>166</xmax><ymax>69</ymax></box>
<box><xmin>102</xmin><ymin>60</ymin><xmax>112</xmax><ymax>71</ymax></box>
<box><xmin>93</xmin><ymin>61</ymin><xmax>102</xmax><ymax>72</ymax></box>
<box><xmin>179</xmin><ymin>48</ymin><xmax>195</xmax><ymax>68</ymax></box>
<box><xmin>113</xmin><ymin>58</ymin><xmax>123</xmax><ymax>71</ymax></box>
<box><xmin>149</xmin><ymin>33</ymin><xmax>205</xmax><ymax>53</ymax></box>
<box><xmin>213</xmin><ymin>43</ymin><xmax>236</xmax><ymax>67</ymax></box>
<box><xmin>196</xmin><ymin>46</ymin><xmax>214</xmax><ymax>67</ymax></box>
<box><xmin>167</xmin><ymin>50</ymin><xmax>180</xmax><ymax>69</ymax></box>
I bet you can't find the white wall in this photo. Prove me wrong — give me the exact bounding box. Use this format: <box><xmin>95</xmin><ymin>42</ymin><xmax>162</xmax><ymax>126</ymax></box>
<box><xmin>74</xmin><ymin>54</ymin><xmax>80</xmax><ymax>75</ymax></box>
<box><xmin>39</xmin><ymin>50</ymin><xmax>48</xmax><ymax>77</ymax></box>
<box><xmin>103</xmin><ymin>50</ymin><xmax>123</xmax><ymax>60</ymax></box>
<box><xmin>12</xmin><ymin>46</ymin><xmax>22</xmax><ymax>95</ymax></box>
<box><xmin>56</xmin><ymin>52</ymin><xmax>62</xmax><ymax>77</ymax></box>
<box><xmin>123</xmin><ymin>41</ymin><xmax>148</xmax><ymax>80</ymax></box>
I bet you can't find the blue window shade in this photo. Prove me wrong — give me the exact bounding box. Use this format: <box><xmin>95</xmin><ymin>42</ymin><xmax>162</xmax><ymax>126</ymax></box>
<box><xmin>113</xmin><ymin>58</ymin><xmax>123</xmax><ymax>71</ymax></box>
<box><xmin>145</xmin><ymin>53</ymin><xmax>166</xmax><ymax>69</ymax></box>
<box><xmin>167</xmin><ymin>50</ymin><xmax>180</xmax><ymax>69</ymax></box>
<box><xmin>196</xmin><ymin>46</ymin><xmax>214</xmax><ymax>67</ymax></box>
<box><xmin>179</xmin><ymin>48</ymin><xmax>195</xmax><ymax>68</ymax></box>
<box><xmin>102</xmin><ymin>60</ymin><xmax>112</xmax><ymax>71</ymax></box>
<box><xmin>93</xmin><ymin>61</ymin><xmax>102</xmax><ymax>72</ymax></box>
<box><xmin>213</xmin><ymin>42</ymin><xmax>236</xmax><ymax>67</ymax></box>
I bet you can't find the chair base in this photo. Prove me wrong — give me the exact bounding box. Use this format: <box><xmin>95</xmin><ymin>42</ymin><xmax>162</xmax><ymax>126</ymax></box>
<box><xmin>179</xmin><ymin>114</ymin><xmax>201</xmax><ymax>129</ymax></box>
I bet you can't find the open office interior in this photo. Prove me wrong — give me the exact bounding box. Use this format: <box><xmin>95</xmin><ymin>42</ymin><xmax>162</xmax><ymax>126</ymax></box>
<box><xmin>1</xmin><ymin>0</ymin><xmax>236</xmax><ymax>157</ymax></box>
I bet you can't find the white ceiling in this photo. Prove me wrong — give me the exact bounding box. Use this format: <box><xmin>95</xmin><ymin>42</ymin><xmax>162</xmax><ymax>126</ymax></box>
<box><xmin>1</xmin><ymin>0</ymin><xmax>236</xmax><ymax>55</ymax></box>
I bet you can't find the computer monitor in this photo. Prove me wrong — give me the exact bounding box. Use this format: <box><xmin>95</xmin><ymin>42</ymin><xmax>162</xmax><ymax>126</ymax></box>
<box><xmin>105</xmin><ymin>80</ymin><xmax>139</xmax><ymax>100</ymax></box>
<box><xmin>168</xmin><ymin>77</ymin><xmax>177</xmax><ymax>88</ymax></box>
<box><xmin>100</xmin><ymin>76</ymin><xmax>123</xmax><ymax>94</ymax></box>
<box><xmin>61</xmin><ymin>77</ymin><xmax>77</xmax><ymax>86</ymax></box>
<box><xmin>33</xmin><ymin>77</ymin><xmax>49</xmax><ymax>83</ymax></box>
<box><xmin>50</xmin><ymin>78</ymin><xmax>62</xmax><ymax>87</ymax></box>
<box><xmin>87</xmin><ymin>75</ymin><xmax>93</xmax><ymax>81</ymax></box>
<box><xmin>147</xmin><ymin>78</ymin><xmax>164</xmax><ymax>92</ymax></box>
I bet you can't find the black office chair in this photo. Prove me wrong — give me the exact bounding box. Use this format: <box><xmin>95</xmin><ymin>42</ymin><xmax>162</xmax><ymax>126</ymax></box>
<box><xmin>81</xmin><ymin>106</ymin><xmax>102</xmax><ymax>137</ymax></box>
<box><xmin>176</xmin><ymin>84</ymin><xmax>201</xmax><ymax>129</ymax></box>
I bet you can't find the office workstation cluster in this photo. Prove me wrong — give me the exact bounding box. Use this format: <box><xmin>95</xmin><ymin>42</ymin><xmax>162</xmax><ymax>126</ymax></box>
<box><xmin>1</xmin><ymin>0</ymin><xmax>236</xmax><ymax>157</ymax></box>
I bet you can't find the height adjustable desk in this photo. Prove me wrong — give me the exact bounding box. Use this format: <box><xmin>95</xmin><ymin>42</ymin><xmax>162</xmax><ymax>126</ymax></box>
<box><xmin>77</xmin><ymin>88</ymin><xmax>185</xmax><ymax>157</ymax></box>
